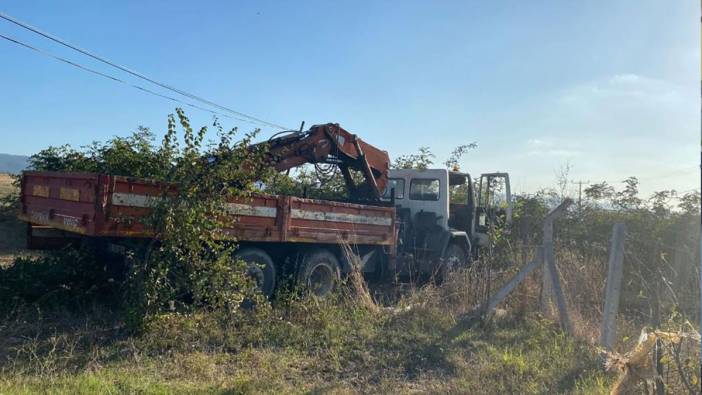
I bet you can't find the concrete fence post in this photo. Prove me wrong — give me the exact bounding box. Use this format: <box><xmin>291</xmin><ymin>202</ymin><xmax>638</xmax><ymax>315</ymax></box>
<box><xmin>541</xmin><ymin>219</ymin><xmax>555</xmax><ymax>315</ymax></box>
<box><xmin>482</xmin><ymin>247</ymin><xmax>544</xmax><ymax>318</ymax></box>
<box><xmin>540</xmin><ymin>199</ymin><xmax>573</xmax><ymax>334</ymax></box>
<box><xmin>600</xmin><ymin>222</ymin><xmax>626</xmax><ymax>351</ymax></box>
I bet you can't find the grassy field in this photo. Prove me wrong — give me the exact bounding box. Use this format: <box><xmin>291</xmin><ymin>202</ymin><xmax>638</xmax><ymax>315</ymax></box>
<box><xmin>0</xmin><ymin>185</ymin><xmax>611</xmax><ymax>394</ymax></box>
<box><xmin>0</xmin><ymin>287</ymin><xmax>612</xmax><ymax>395</ymax></box>
<box><xmin>0</xmin><ymin>173</ymin><xmax>640</xmax><ymax>394</ymax></box>
<box><xmin>1</xmin><ymin>170</ymin><xmax>699</xmax><ymax>394</ymax></box>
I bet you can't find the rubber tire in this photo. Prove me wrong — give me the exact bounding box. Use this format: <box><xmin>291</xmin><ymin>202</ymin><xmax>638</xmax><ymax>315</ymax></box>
<box><xmin>234</xmin><ymin>248</ymin><xmax>276</xmax><ymax>298</ymax></box>
<box><xmin>437</xmin><ymin>243</ymin><xmax>467</xmax><ymax>283</ymax></box>
<box><xmin>297</xmin><ymin>250</ymin><xmax>341</xmax><ymax>297</ymax></box>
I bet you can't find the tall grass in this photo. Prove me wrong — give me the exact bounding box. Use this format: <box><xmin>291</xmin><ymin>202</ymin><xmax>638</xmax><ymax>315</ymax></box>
<box><xmin>0</xmin><ymin>256</ymin><xmax>612</xmax><ymax>394</ymax></box>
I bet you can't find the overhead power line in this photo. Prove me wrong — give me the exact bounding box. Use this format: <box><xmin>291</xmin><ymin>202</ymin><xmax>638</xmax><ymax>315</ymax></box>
<box><xmin>0</xmin><ymin>32</ymin><xmax>260</xmax><ymax>122</ymax></box>
<box><xmin>0</xmin><ymin>12</ymin><xmax>289</xmax><ymax>130</ymax></box>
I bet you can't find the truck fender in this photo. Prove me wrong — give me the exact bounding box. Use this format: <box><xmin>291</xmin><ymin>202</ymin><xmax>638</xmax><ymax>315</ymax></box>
<box><xmin>441</xmin><ymin>231</ymin><xmax>471</xmax><ymax>258</ymax></box>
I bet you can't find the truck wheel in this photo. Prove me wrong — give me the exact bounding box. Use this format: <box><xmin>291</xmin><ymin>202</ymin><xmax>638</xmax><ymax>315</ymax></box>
<box><xmin>297</xmin><ymin>250</ymin><xmax>341</xmax><ymax>297</ymax></box>
<box><xmin>234</xmin><ymin>248</ymin><xmax>276</xmax><ymax>298</ymax></box>
<box><xmin>445</xmin><ymin>243</ymin><xmax>468</xmax><ymax>268</ymax></box>
<box><xmin>437</xmin><ymin>243</ymin><xmax>467</xmax><ymax>283</ymax></box>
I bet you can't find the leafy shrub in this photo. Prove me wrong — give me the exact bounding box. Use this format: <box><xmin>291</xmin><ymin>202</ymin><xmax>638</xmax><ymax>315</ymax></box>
<box><xmin>507</xmin><ymin>177</ymin><xmax>700</xmax><ymax>325</ymax></box>
<box><xmin>4</xmin><ymin>109</ymin><xmax>275</xmax><ymax>329</ymax></box>
<box><xmin>0</xmin><ymin>244</ymin><xmax>122</xmax><ymax>314</ymax></box>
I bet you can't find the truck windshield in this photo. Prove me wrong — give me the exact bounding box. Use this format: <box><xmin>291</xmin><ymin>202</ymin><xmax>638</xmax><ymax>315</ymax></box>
<box><xmin>382</xmin><ymin>178</ymin><xmax>405</xmax><ymax>199</ymax></box>
<box><xmin>409</xmin><ymin>179</ymin><xmax>440</xmax><ymax>201</ymax></box>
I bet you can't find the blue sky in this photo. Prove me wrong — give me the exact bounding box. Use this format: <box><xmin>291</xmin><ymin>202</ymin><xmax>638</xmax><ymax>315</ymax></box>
<box><xmin>0</xmin><ymin>1</ymin><xmax>698</xmax><ymax>196</ymax></box>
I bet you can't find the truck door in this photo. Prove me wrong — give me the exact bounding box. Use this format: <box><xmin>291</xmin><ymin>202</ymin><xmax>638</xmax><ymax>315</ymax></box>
<box><xmin>474</xmin><ymin>173</ymin><xmax>512</xmax><ymax>241</ymax></box>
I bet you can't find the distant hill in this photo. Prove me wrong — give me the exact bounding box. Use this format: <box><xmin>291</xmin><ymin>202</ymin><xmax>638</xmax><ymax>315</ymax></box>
<box><xmin>0</xmin><ymin>153</ymin><xmax>29</xmax><ymax>174</ymax></box>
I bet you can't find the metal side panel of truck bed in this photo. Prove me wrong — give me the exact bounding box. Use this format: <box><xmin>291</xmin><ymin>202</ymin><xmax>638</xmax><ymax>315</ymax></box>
<box><xmin>19</xmin><ymin>171</ymin><xmax>396</xmax><ymax>247</ymax></box>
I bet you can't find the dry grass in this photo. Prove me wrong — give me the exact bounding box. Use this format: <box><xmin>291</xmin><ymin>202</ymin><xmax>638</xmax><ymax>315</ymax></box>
<box><xmin>0</xmin><ymin>173</ymin><xmax>15</xmax><ymax>199</ymax></box>
<box><xmin>0</xmin><ymin>241</ymin><xmax>612</xmax><ymax>394</ymax></box>
<box><xmin>0</xmin><ymin>173</ymin><xmax>27</xmax><ymax>266</ymax></box>
<box><xmin>0</xmin><ymin>287</ymin><xmax>611</xmax><ymax>394</ymax></box>
<box><xmin>340</xmin><ymin>242</ymin><xmax>381</xmax><ymax>314</ymax></box>
<box><xmin>0</xmin><ymin>191</ymin><xmax>695</xmax><ymax>393</ymax></box>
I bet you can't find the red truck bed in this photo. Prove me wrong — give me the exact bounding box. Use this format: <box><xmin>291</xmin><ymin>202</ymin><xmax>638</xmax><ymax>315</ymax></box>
<box><xmin>19</xmin><ymin>171</ymin><xmax>396</xmax><ymax>247</ymax></box>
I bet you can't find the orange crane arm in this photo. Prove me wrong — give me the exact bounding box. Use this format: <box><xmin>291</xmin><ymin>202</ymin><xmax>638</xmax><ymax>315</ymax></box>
<box><xmin>261</xmin><ymin>123</ymin><xmax>390</xmax><ymax>201</ymax></box>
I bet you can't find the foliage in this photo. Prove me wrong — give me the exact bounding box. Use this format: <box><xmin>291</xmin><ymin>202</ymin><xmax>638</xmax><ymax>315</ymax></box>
<box><xmin>0</xmin><ymin>173</ymin><xmax>20</xmax><ymax>213</ymax></box>
<box><xmin>678</xmin><ymin>190</ymin><xmax>700</xmax><ymax>215</ymax></box>
<box><xmin>392</xmin><ymin>146</ymin><xmax>435</xmax><ymax>170</ymax></box>
<box><xmin>2</xmin><ymin>111</ymin><xmax>698</xmax><ymax>393</ymax></box>
<box><xmin>444</xmin><ymin>142</ymin><xmax>478</xmax><ymax>171</ymax></box>
<box><xmin>264</xmin><ymin>166</ymin><xmax>349</xmax><ymax>201</ymax></box>
<box><xmin>584</xmin><ymin>181</ymin><xmax>615</xmax><ymax>201</ymax></box>
<box><xmin>28</xmin><ymin>127</ymin><xmax>174</xmax><ymax>180</ymax></box>
<box><xmin>125</xmin><ymin>110</ymin><xmax>274</xmax><ymax>329</ymax></box>
<box><xmin>510</xmin><ymin>177</ymin><xmax>701</xmax><ymax>325</ymax></box>
<box><xmin>0</xmin><ymin>244</ymin><xmax>122</xmax><ymax>315</ymax></box>
<box><xmin>266</xmin><ymin>143</ymin><xmax>478</xmax><ymax>202</ymax></box>
<box><xmin>8</xmin><ymin>109</ymin><xmax>275</xmax><ymax>329</ymax></box>
<box><xmin>391</xmin><ymin>144</ymin><xmax>478</xmax><ymax>204</ymax></box>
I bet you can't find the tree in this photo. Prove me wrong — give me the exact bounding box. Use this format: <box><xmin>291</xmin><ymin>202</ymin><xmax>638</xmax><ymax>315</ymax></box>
<box><xmin>444</xmin><ymin>143</ymin><xmax>478</xmax><ymax>171</ymax></box>
<box><xmin>392</xmin><ymin>146</ymin><xmax>435</xmax><ymax>170</ymax></box>
<box><xmin>584</xmin><ymin>181</ymin><xmax>615</xmax><ymax>202</ymax></box>
<box><xmin>613</xmin><ymin>177</ymin><xmax>642</xmax><ymax>210</ymax></box>
<box><xmin>677</xmin><ymin>191</ymin><xmax>700</xmax><ymax>215</ymax></box>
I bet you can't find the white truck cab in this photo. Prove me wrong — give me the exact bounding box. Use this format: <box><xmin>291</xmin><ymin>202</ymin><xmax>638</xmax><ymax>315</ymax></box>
<box><xmin>384</xmin><ymin>168</ymin><xmax>450</xmax><ymax>229</ymax></box>
<box><xmin>382</xmin><ymin>168</ymin><xmax>511</xmax><ymax>268</ymax></box>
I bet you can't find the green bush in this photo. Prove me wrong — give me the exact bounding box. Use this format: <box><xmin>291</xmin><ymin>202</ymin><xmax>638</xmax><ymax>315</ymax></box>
<box><xmin>507</xmin><ymin>178</ymin><xmax>700</xmax><ymax>323</ymax></box>
<box><xmin>4</xmin><ymin>109</ymin><xmax>275</xmax><ymax>330</ymax></box>
<box><xmin>0</xmin><ymin>244</ymin><xmax>122</xmax><ymax>314</ymax></box>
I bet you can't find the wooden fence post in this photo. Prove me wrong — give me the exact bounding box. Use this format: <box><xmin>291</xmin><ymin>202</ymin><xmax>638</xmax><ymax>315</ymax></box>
<box><xmin>600</xmin><ymin>222</ymin><xmax>626</xmax><ymax>351</ymax></box>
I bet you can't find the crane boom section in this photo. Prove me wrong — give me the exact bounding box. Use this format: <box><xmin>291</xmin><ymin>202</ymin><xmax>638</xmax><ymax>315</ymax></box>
<box><xmin>262</xmin><ymin>123</ymin><xmax>390</xmax><ymax>201</ymax></box>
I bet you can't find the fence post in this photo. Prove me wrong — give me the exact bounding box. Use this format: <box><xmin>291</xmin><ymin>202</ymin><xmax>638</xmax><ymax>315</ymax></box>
<box><xmin>600</xmin><ymin>223</ymin><xmax>626</xmax><ymax>351</ymax></box>
<box><xmin>482</xmin><ymin>247</ymin><xmax>543</xmax><ymax>318</ymax></box>
<box><xmin>541</xmin><ymin>199</ymin><xmax>573</xmax><ymax>334</ymax></box>
<box><xmin>541</xmin><ymin>219</ymin><xmax>555</xmax><ymax>315</ymax></box>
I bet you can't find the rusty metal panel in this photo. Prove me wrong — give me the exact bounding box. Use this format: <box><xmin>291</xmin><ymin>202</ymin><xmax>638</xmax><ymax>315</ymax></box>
<box><xmin>32</xmin><ymin>184</ymin><xmax>49</xmax><ymax>198</ymax></box>
<box><xmin>290</xmin><ymin>208</ymin><xmax>392</xmax><ymax>226</ymax></box>
<box><xmin>285</xmin><ymin>196</ymin><xmax>395</xmax><ymax>246</ymax></box>
<box><xmin>20</xmin><ymin>171</ymin><xmax>101</xmax><ymax>235</ymax></box>
<box><xmin>19</xmin><ymin>172</ymin><xmax>398</xmax><ymax>251</ymax></box>
<box><xmin>59</xmin><ymin>187</ymin><xmax>80</xmax><ymax>201</ymax></box>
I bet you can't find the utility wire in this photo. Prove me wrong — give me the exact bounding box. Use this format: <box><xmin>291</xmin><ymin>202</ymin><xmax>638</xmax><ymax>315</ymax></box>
<box><xmin>0</xmin><ymin>12</ymin><xmax>289</xmax><ymax>130</ymax></box>
<box><xmin>0</xmin><ymin>32</ymin><xmax>259</xmax><ymax>122</ymax></box>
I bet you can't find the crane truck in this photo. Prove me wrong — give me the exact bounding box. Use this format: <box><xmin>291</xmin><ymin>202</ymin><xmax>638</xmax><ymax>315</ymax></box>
<box><xmin>18</xmin><ymin>123</ymin><xmax>511</xmax><ymax>297</ymax></box>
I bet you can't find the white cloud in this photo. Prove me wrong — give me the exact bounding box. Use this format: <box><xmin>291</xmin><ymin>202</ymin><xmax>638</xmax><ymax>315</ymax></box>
<box><xmin>559</xmin><ymin>73</ymin><xmax>691</xmax><ymax>117</ymax></box>
<box><xmin>526</xmin><ymin>138</ymin><xmax>549</xmax><ymax>148</ymax></box>
<box><xmin>545</xmin><ymin>73</ymin><xmax>696</xmax><ymax>194</ymax></box>
<box><xmin>489</xmin><ymin>73</ymin><xmax>698</xmax><ymax>196</ymax></box>
<box><xmin>525</xmin><ymin>138</ymin><xmax>581</xmax><ymax>158</ymax></box>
